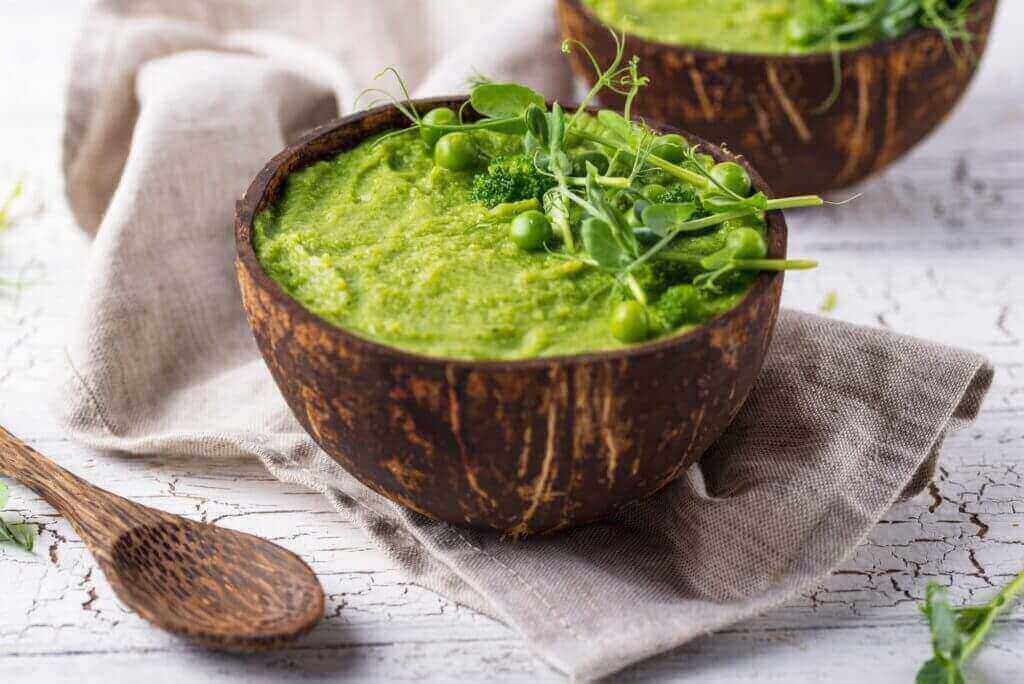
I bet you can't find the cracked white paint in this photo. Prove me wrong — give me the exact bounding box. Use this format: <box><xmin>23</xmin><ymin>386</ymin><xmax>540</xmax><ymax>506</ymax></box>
<box><xmin>0</xmin><ymin>1</ymin><xmax>1023</xmax><ymax>682</ymax></box>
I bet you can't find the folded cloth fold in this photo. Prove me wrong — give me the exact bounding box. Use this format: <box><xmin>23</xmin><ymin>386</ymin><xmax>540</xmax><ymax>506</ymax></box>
<box><xmin>56</xmin><ymin>1</ymin><xmax>993</xmax><ymax>680</ymax></box>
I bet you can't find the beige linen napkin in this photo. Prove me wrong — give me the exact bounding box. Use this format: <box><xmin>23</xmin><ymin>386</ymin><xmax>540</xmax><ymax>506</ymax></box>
<box><xmin>56</xmin><ymin>1</ymin><xmax>993</xmax><ymax>680</ymax></box>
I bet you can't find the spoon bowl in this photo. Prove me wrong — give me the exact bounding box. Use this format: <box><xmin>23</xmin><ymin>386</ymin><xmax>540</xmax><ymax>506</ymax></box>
<box><xmin>0</xmin><ymin>427</ymin><xmax>324</xmax><ymax>651</ymax></box>
<box><xmin>107</xmin><ymin>519</ymin><xmax>324</xmax><ymax>650</ymax></box>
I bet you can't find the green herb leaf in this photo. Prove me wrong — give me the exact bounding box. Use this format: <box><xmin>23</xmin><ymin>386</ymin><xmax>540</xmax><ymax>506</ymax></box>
<box><xmin>470</xmin><ymin>83</ymin><xmax>545</xmax><ymax>119</ymax></box>
<box><xmin>926</xmin><ymin>586</ymin><xmax>964</xmax><ymax>661</ymax></box>
<box><xmin>0</xmin><ymin>480</ymin><xmax>37</xmax><ymax>553</ymax></box>
<box><xmin>479</xmin><ymin>118</ymin><xmax>528</xmax><ymax>136</ymax></box>
<box><xmin>7</xmin><ymin>523</ymin><xmax>35</xmax><ymax>552</ymax></box>
<box><xmin>642</xmin><ymin>203</ymin><xmax>697</xmax><ymax>237</ymax></box>
<box><xmin>596</xmin><ymin>110</ymin><xmax>633</xmax><ymax>143</ymax></box>
<box><xmin>954</xmin><ymin>605</ymin><xmax>990</xmax><ymax>633</ymax></box>
<box><xmin>916</xmin><ymin>657</ymin><xmax>965</xmax><ymax>684</ymax></box>
<box><xmin>581</xmin><ymin>217</ymin><xmax>629</xmax><ymax>270</ymax></box>
<box><xmin>583</xmin><ymin>164</ymin><xmax>637</xmax><ymax>257</ymax></box>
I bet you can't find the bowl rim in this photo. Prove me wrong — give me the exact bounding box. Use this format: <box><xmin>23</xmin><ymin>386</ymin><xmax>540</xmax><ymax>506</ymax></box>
<box><xmin>560</xmin><ymin>0</ymin><xmax>997</xmax><ymax>63</ymax></box>
<box><xmin>234</xmin><ymin>96</ymin><xmax>787</xmax><ymax>371</ymax></box>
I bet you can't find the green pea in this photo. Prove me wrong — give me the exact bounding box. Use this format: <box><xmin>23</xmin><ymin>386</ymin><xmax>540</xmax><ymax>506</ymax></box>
<box><xmin>642</xmin><ymin>184</ymin><xmax>667</xmax><ymax>202</ymax></box>
<box><xmin>609</xmin><ymin>301</ymin><xmax>649</xmax><ymax>343</ymax></box>
<box><xmin>651</xmin><ymin>134</ymin><xmax>687</xmax><ymax>163</ymax></box>
<box><xmin>510</xmin><ymin>210</ymin><xmax>553</xmax><ymax>251</ymax></box>
<box><xmin>434</xmin><ymin>133</ymin><xmax>479</xmax><ymax>171</ymax></box>
<box><xmin>725</xmin><ymin>227</ymin><xmax>768</xmax><ymax>260</ymax></box>
<box><xmin>420</xmin><ymin>107</ymin><xmax>456</xmax><ymax>148</ymax></box>
<box><xmin>710</xmin><ymin>162</ymin><xmax>752</xmax><ymax>197</ymax></box>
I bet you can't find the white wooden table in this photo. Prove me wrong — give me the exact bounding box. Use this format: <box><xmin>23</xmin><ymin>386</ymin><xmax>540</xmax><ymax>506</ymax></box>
<box><xmin>1</xmin><ymin>3</ymin><xmax>1022</xmax><ymax>682</ymax></box>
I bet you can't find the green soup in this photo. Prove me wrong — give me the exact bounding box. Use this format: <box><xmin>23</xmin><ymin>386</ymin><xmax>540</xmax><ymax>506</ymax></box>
<box><xmin>254</xmin><ymin>128</ymin><xmax>759</xmax><ymax>360</ymax></box>
<box><xmin>582</xmin><ymin>0</ymin><xmax>870</xmax><ymax>54</ymax></box>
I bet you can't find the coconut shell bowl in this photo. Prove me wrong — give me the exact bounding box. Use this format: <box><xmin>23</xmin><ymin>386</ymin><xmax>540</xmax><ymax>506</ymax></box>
<box><xmin>557</xmin><ymin>0</ymin><xmax>998</xmax><ymax>196</ymax></box>
<box><xmin>235</xmin><ymin>98</ymin><xmax>785</xmax><ymax>537</ymax></box>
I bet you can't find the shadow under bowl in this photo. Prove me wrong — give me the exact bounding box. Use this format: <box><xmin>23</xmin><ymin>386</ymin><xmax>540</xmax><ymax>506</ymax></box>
<box><xmin>557</xmin><ymin>0</ymin><xmax>998</xmax><ymax>196</ymax></box>
<box><xmin>234</xmin><ymin>98</ymin><xmax>786</xmax><ymax>536</ymax></box>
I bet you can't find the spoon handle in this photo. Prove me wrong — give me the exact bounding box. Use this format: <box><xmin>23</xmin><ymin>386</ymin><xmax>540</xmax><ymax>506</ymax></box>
<box><xmin>0</xmin><ymin>426</ymin><xmax>121</xmax><ymax>541</ymax></box>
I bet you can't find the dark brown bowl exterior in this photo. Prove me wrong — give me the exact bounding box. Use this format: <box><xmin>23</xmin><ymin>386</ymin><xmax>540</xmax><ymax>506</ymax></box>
<box><xmin>235</xmin><ymin>98</ymin><xmax>785</xmax><ymax>536</ymax></box>
<box><xmin>558</xmin><ymin>0</ymin><xmax>997</xmax><ymax>196</ymax></box>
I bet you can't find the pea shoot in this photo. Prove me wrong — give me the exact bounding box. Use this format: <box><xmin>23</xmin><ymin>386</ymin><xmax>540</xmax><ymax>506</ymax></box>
<box><xmin>358</xmin><ymin>30</ymin><xmax>832</xmax><ymax>344</ymax></box>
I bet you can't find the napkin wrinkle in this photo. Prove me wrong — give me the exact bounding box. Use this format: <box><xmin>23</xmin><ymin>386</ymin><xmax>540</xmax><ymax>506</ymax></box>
<box><xmin>55</xmin><ymin>2</ymin><xmax>995</xmax><ymax>681</ymax></box>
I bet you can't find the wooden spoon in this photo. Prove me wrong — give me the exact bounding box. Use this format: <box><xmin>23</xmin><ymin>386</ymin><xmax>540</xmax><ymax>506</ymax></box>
<box><xmin>0</xmin><ymin>426</ymin><xmax>324</xmax><ymax>651</ymax></box>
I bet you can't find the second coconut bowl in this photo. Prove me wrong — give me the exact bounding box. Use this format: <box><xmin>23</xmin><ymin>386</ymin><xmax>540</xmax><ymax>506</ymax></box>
<box><xmin>557</xmin><ymin>0</ymin><xmax>997</xmax><ymax>196</ymax></box>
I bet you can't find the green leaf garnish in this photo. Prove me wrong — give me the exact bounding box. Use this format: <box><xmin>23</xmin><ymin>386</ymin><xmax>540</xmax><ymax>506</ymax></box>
<box><xmin>642</xmin><ymin>203</ymin><xmax>697</xmax><ymax>237</ymax></box>
<box><xmin>469</xmin><ymin>83</ymin><xmax>546</xmax><ymax>119</ymax></box>
<box><xmin>581</xmin><ymin>217</ymin><xmax>629</xmax><ymax>270</ymax></box>
<box><xmin>0</xmin><ymin>480</ymin><xmax>37</xmax><ymax>553</ymax></box>
<box><xmin>596</xmin><ymin>110</ymin><xmax>633</xmax><ymax>143</ymax></box>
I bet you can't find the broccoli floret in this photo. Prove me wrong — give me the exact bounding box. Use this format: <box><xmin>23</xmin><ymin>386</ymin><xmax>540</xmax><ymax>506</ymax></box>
<box><xmin>653</xmin><ymin>284</ymin><xmax>706</xmax><ymax>329</ymax></box>
<box><xmin>469</xmin><ymin>155</ymin><xmax>557</xmax><ymax>208</ymax></box>
<box><xmin>630</xmin><ymin>259</ymin><xmax>692</xmax><ymax>301</ymax></box>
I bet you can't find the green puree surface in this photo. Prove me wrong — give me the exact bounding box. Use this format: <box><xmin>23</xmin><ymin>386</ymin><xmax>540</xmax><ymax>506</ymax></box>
<box><xmin>583</xmin><ymin>0</ymin><xmax>866</xmax><ymax>54</ymax></box>
<box><xmin>254</xmin><ymin>129</ymin><xmax>755</xmax><ymax>360</ymax></box>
